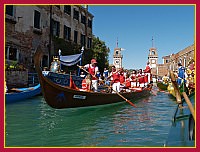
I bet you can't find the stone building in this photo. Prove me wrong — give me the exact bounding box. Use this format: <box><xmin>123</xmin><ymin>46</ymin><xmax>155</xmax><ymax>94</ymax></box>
<box><xmin>157</xmin><ymin>44</ymin><xmax>195</xmax><ymax>78</ymax></box>
<box><xmin>5</xmin><ymin>5</ymin><xmax>94</xmax><ymax>71</ymax></box>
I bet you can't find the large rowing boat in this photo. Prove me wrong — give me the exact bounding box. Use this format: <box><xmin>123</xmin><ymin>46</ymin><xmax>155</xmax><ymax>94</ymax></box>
<box><xmin>34</xmin><ymin>46</ymin><xmax>151</xmax><ymax>109</ymax></box>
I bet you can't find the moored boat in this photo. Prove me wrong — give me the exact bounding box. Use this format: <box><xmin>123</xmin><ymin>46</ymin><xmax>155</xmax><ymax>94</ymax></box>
<box><xmin>164</xmin><ymin>92</ymin><xmax>195</xmax><ymax>147</ymax></box>
<box><xmin>6</xmin><ymin>84</ymin><xmax>41</xmax><ymax>104</ymax></box>
<box><xmin>34</xmin><ymin>46</ymin><xmax>151</xmax><ymax>109</ymax></box>
<box><xmin>157</xmin><ymin>81</ymin><xmax>168</xmax><ymax>91</ymax></box>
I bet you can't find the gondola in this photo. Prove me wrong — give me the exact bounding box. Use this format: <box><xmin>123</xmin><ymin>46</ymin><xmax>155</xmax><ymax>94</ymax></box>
<box><xmin>6</xmin><ymin>84</ymin><xmax>41</xmax><ymax>104</ymax></box>
<box><xmin>164</xmin><ymin>92</ymin><xmax>195</xmax><ymax>147</ymax></box>
<box><xmin>34</xmin><ymin>46</ymin><xmax>151</xmax><ymax>109</ymax></box>
<box><xmin>157</xmin><ymin>81</ymin><xmax>168</xmax><ymax>91</ymax></box>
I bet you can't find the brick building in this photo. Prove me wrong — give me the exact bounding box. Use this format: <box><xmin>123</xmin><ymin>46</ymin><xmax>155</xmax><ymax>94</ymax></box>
<box><xmin>157</xmin><ymin>44</ymin><xmax>195</xmax><ymax>78</ymax></box>
<box><xmin>5</xmin><ymin>5</ymin><xmax>94</xmax><ymax>71</ymax></box>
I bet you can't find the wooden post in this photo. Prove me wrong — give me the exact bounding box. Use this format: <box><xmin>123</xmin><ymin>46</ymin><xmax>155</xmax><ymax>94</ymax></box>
<box><xmin>169</xmin><ymin>70</ymin><xmax>182</xmax><ymax>106</ymax></box>
<box><xmin>182</xmin><ymin>92</ymin><xmax>195</xmax><ymax>122</ymax></box>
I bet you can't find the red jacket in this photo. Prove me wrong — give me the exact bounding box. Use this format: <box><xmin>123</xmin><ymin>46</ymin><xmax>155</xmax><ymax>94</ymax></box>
<box><xmin>111</xmin><ymin>72</ymin><xmax>120</xmax><ymax>83</ymax></box>
<box><xmin>144</xmin><ymin>65</ymin><xmax>151</xmax><ymax>73</ymax></box>
<box><xmin>82</xmin><ymin>79</ymin><xmax>90</xmax><ymax>91</ymax></box>
<box><xmin>88</xmin><ymin>64</ymin><xmax>98</xmax><ymax>80</ymax></box>
<box><xmin>119</xmin><ymin>72</ymin><xmax>125</xmax><ymax>84</ymax></box>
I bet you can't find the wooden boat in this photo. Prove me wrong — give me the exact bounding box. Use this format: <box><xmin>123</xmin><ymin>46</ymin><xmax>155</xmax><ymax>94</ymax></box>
<box><xmin>167</xmin><ymin>82</ymin><xmax>189</xmax><ymax>99</ymax></box>
<box><xmin>157</xmin><ymin>82</ymin><xmax>168</xmax><ymax>91</ymax></box>
<box><xmin>6</xmin><ymin>84</ymin><xmax>41</xmax><ymax>104</ymax></box>
<box><xmin>164</xmin><ymin>92</ymin><xmax>195</xmax><ymax>146</ymax></box>
<box><xmin>34</xmin><ymin>46</ymin><xmax>151</xmax><ymax>109</ymax></box>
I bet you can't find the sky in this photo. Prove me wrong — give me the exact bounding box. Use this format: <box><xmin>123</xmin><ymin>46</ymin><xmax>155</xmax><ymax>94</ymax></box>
<box><xmin>88</xmin><ymin>5</ymin><xmax>195</xmax><ymax>69</ymax></box>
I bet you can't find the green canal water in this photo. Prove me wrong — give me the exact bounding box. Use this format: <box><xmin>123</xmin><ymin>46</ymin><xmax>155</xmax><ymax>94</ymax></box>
<box><xmin>5</xmin><ymin>91</ymin><xmax>177</xmax><ymax>147</ymax></box>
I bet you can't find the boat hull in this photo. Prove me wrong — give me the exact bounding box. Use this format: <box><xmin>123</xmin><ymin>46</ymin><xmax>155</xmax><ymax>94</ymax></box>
<box><xmin>6</xmin><ymin>84</ymin><xmax>41</xmax><ymax>104</ymax></box>
<box><xmin>157</xmin><ymin>82</ymin><xmax>168</xmax><ymax>91</ymax></box>
<box><xmin>41</xmin><ymin>75</ymin><xmax>150</xmax><ymax>108</ymax></box>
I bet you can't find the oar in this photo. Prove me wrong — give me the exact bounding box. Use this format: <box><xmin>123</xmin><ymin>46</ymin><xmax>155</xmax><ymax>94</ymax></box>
<box><xmin>169</xmin><ymin>70</ymin><xmax>182</xmax><ymax>106</ymax></box>
<box><xmin>182</xmin><ymin>92</ymin><xmax>195</xmax><ymax>122</ymax></box>
<box><xmin>77</xmin><ymin>65</ymin><xmax>136</xmax><ymax>108</ymax></box>
<box><xmin>77</xmin><ymin>65</ymin><xmax>97</xmax><ymax>79</ymax></box>
<box><xmin>104</xmin><ymin>84</ymin><xmax>137</xmax><ymax>107</ymax></box>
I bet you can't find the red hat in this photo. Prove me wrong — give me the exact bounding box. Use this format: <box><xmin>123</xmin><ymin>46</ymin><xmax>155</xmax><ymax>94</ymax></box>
<box><xmin>91</xmin><ymin>59</ymin><xmax>97</xmax><ymax>63</ymax></box>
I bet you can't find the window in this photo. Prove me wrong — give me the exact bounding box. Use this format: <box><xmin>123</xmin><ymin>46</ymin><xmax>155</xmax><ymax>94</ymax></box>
<box><xmin>64</xmin><ymin>25</ymin><xmax>71</xmax><ymax>40</ymax></box>
<box><xmin>88</xmin><ymin>19</ymin><xmax>92</xmax><ymax>28</ymax></box>
<box><xmin>6</xmin><ymin>5</ymin><xmax>14</xmax><ymax>16</ymax></box>
<box><xmin>73</xmin><ymin>9</ymin><xmax>79</xmax><ymax>21</ymax></box>
<box><xmin>87</xmin><ymin>37</ymin><xmax>92</xmax><ymax>48</ymax></box>
<box><xmin>55</xmin><ymin>5</ymin><xmax>60</xmax><ymax>9</ymax></box>
<box><xmin>64</xmin><ymin>5</ymin><xmax>71</xmax><ymax>15</ymax></box>
<box><xmin>5</xmin><ymin>46</ymin><xmax>18</xmax><ymax>61</ymax></box>
<box><xmin>151</xmin><ymin>51</ymin><xmax>155</xmax><ymax>55</ymax></box>
<box><xmin>52</xmin><ymin>20</ymin><xmax>60</xmax><ymax>37</ymax></box>
<box><xmin>81</xmin><ymin>34</ymin><xmax>86</xmax><ymax>47</ymax></box>
<box><xmin>34</xmin><ymin>10</ymin><xmax>41</xmax><ymax>29</ymax></box>
<box><xmin>74</xmin><ymin>30</ymin><xmax>78</xmax><ymax>43</ymax></box>
<box><xmin>81</xmin><ymin>14</ymin><xmax>86</xmax><ymax>25</ymax></box>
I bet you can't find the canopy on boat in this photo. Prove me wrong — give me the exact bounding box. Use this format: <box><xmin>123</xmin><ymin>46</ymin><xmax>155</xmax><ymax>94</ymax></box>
<box><xmin>58</xmin><ymin>48</ymin><xmax>83</xmax><ymax>66</ymax></box>
<box><xmin>59</xmin><ymin>53</ymin><xmax>82</xmax><ymax>66</ymax></box>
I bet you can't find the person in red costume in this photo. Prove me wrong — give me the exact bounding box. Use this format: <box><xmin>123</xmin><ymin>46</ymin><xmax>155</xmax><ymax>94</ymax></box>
<box><xmin>82</xmin><ymin>59</ymin><xmax>99</xmax><ymax>92</ymax></box>
<box><xmin>130</xmin><ymin>70</ymin><xmax>137</xmax><ymax>87</ymax></box>
<box><xmin>81</xmin><ymin>74</ymin><xmax>92</xmax><ymax>91</ymax></box>
<box><xmin>144</xmin><ymin>61</ymin><xmax>152</xmax><ymax>84</ymax></box>
<box><xmin>109</xmin><ymin>66</ymin><xmax>120</xmax><ymax>93</ymax></box>
<box><xmin>137</xmin><ymin>69</ymin><xmax>145</xmax><ymax>88</ymax></box>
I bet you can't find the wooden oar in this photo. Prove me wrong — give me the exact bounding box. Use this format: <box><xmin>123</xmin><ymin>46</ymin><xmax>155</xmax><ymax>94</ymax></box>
<box><xmin>77</xmin><ymin>65</ymin><xmax>97</xmax><ymax>79</ymax></box>
<box><xmin>182</xmin><ymin>92</ymin><xmax>195</xmax><ymax>122</ymax></box>
<box><xmin>104</xmin><ymin>84</ymin><xmax>137</xmax><ymax>107</ymax></box>
<box><xmin>77</xmin><ymin>65</ymin><xmax>136</xmax><ymax>107</ymax></box>
<box><xmin>169</xmin><ymin>70</ymin><xmax>182</xmax><ymax>106</ymax></box>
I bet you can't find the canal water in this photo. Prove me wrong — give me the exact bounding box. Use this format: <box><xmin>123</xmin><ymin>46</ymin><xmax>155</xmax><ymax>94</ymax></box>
<box><xmin>5</xmin><ymin>90</ymin><xmax>178</xmax><ymax>147</ymax></box>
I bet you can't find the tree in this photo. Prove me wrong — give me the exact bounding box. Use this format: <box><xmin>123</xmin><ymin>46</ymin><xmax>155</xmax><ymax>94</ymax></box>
<box><xmin>90</xmin><ymin>35</ymin><xmax>110</xmax><ymax>73</ymax></box>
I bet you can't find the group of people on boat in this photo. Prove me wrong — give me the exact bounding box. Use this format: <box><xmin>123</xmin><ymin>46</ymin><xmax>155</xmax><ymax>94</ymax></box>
<box><xmin>79</xmin><ymin>59</ymin><xmax>152</xmax><ymax>93</ymax></box>
<box><xmin>160</xmin><ymin>59</ymin><xmax>195</xmax><ymax>94</ymax></box>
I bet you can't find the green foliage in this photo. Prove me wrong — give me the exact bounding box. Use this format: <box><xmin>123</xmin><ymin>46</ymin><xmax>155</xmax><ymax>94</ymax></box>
<box><xmin>5</xmin><ymin>60</ymin><xmax>26</xmax><ymax>71</ymax></box>
<box><xmin>53</xmin><ymin>37</ymin><xmax>81</xmax><ymax>56</ymax></box>
<box><xmin>89</xmin><ymin>36</ymin><xmax>110</xmax><ymax>73</ymax></box>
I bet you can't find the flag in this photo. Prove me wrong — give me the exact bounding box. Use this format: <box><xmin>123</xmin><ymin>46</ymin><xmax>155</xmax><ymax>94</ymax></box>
<box><xmin>70</xmin><ymin>75</ymin><xmax>79</xmax><ymax>90</ymax></box>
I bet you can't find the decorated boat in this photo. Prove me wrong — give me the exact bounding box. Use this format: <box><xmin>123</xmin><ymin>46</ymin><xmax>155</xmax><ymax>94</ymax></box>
<box><xmin>157</xmin><ymin>81</ymin><xmax>168</xmax><ymax>91</ymax></box>
<box><xmin>6</xmin><ymin>84</ymin><xmax>41</xmax><ymax>104</ymax></box>
<box><xmin>164</xmin><ymin>92</ymin><xmax>195</xmax><ymax>147</ymax></box>
<box><xmin>34</xmin><ymin>46</ymin><xmax>151</xmax><ymax>109</ymax></box>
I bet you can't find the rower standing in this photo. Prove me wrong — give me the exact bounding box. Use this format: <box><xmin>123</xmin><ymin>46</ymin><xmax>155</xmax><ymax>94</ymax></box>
<box><xmin>82</xmin><ymin>59</ymin><xmax>99</xmax><ymax>92</ymax></box>
<box><xmin>177</xmin><ymin>63</ymin><xmax>187</xmax><ymax>87</ymax></box>
<box><xmin>137</xmin><ymin>69</ymin><xmax>145</xmax><ymax>88</ymax></box>
<box><xmin>130</xmin><ymin>70</ymin><xmax>137</xmax><ymax>87</ymax></box>
<box><xmin>144</xmin><ymin>62</ymin><xmax>152</xmax><ymax>84</ymax></box>
<box><xmin>103</xmin><ymin>68</ymin><xmax>110</xmax><ymax>85</ymax></box>
<box><xmin>109</xmin><ymin>66</ymin><xmax>120</xmax><ymax>93</ymax></box>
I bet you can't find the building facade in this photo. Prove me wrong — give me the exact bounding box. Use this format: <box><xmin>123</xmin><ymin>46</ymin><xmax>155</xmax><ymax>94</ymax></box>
<box><xmin>157</xmin><ymin>44</ymin><xmax>195</xmax><ymax>78</ymax></box>
<box><xmin>5</xmin><ymin>5</ymin><xmax>94</xmax><ymax>71</ymax></box>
